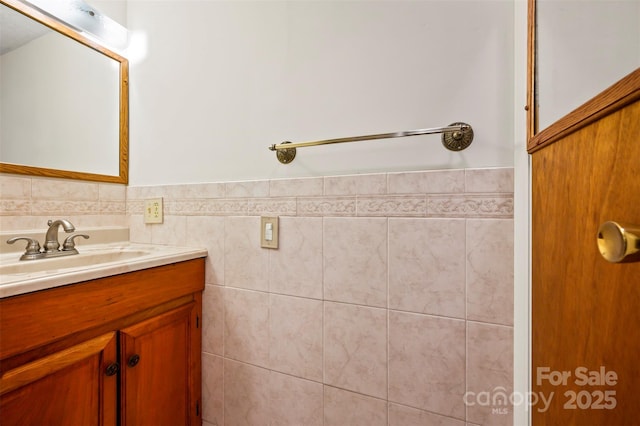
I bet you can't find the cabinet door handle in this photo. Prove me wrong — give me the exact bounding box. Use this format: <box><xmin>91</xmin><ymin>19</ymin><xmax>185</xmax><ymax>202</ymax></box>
<box><xmin>105</xmin><ymin>362</ymin><xmax>120</xmax><ymax>376</ymax></box>
<box><xmin>127</xmin><ymin>354</ymin><xmax>141</xmax><ymax>368</ymax></box>
<box><xmin>597</xmin><ymin>221</ymin><xmax>640</xmax><ymax>263</ymax></box>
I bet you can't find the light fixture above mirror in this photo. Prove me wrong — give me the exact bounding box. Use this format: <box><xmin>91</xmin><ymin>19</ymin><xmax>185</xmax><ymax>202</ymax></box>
<box><xmin>24</xmin><ymin>0</ymin><xmax>128</xmax><ymax>50</ymax></box>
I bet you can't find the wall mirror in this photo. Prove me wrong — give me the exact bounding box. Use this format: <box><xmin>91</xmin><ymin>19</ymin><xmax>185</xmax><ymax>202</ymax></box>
<box><xmin>527</xmin><ymin>0</ymin><xmax>640</xmax><ymax>144</ymax></box>
<box><xmin>0</xmin><ymin>0</ymin><xmax>128</xmax><ymax>183</ymax></box>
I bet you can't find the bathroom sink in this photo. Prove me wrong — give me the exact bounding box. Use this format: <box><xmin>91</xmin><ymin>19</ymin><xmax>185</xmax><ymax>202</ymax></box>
<box><xmin>0</xmin><ymin>248</ymin><xmax>151</xmax><ymax>275</ymax></box>
<box><xmin>0</xmin><ymin>242</ymin><xmax>208</xmax><ymax>298</ymax></box>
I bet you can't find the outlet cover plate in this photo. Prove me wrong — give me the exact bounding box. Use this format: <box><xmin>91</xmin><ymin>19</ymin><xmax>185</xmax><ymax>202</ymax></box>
<box><xmin>144</xmin><ymin>198</ymin><xmax>164</xmax><ymax>224</ymax></box>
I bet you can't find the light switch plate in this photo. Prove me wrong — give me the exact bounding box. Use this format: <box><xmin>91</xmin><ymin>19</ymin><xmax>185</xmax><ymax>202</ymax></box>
<box><xmin>260</xmin><ymin>216</ymin><xmax>279</xmax><ymax>249</ymax></box>
<box><xmin>144</xmin><ymin>198</ymin><xmax>164</xmax><ymax>224</ymax></box>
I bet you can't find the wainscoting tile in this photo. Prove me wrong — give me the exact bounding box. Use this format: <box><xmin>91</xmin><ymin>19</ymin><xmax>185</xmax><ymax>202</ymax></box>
<box><xmin>388</xmin><ymin>170</ymin><xmax>465</xmax><ymax>194</ymax></box>
<box><xmin>223</xmin><ymin>288</ymin><xmax>269</xmax><ymax>368</ymax></box>
<box><xmin>389</xmin><ymin>311</ymin><xmax>465</xmax><ymax>419</ymax></box>
<box><xmin>98</xmin><ymin>201</ymin><xmax>126</xmax><ymax>215</ymax></box>
<box><xmin>150</xmin><ymin>214</ymin><xmax>187</xmax><ymax>245</ymax></box>
<box><xmin>202</xmin><ymin>284</ymin><xmax>224</xmax><ymax>356</ymax></box>
<box><xmin>388</xmin><ymin>403</ymin><xmax>465</xmax><ymax>426</ymax></box>
<box><xmin>270</xmin><ymin>372</ymin><xmax>323</xmax><ymax>426</ymax></box>
<box><xmin>98</xmin><ymin>183</ymin><xmax>126</xmax><ymax>201</ymax></box>
<box><xmin>202</xmin><ymin>353</ymin><xmax>224</xmax><ymax>426</ymax></box>
<box><xmin>126</xmin><ymin>185</ymin><xmax>170</xmax><ymax>200</ymax></box>
<box><xmin>269</xmin><ymin>217</ymin><xmax>323</xmax><ymax>299</ymax></box>
<box><xmin>466</xmin><ymin>219</ymin><xmax>514</xmax><ymax>326</ymax></box>
<box><xmin>166</xmin><ymin>200</ymin><xmax>209</xmax><ymax>216</ymax></box>
<box><xmin>126</xmin><ymin>200</ymin><xmax>145</xmax><ymax>216</ymax></box>
<box><xmin>128</xmin><ymin>214</ymin><xmax>151</xmax><ymax>243</ymax></box>
<box><xmin>389</xmin><ymin>218</ymin><xmax>465</xmax><ymax>318</ymax></box>
<box><xmin>466</xmin><ymin>322</ymin><xmax>514</xmax><ymax>426</ymax></box>
<box><xmin>32</xmin><ymin>179</ymin><xmax>99</xmax><ymax>201</ymax></box>
<box><xmin>247</xmin><ymin>198</ymin><xmax>297</xmax><ymax>216</ymax></box>
<box><xmin>269</xmin><ymin>294</ymin><xmax>323</xmax><ymax>381</ymax></box>
<box><xmin>165</xmin><ymin>183</ymin><xmax>225</xmax><ymax>199</ymax></box>
<box><xmin>81</xmin><ymin>214</ymin><xmax>128</xmax><ymax>228</ymax></box>
<box><xmin>465</xmin><ymin>168</ymin><xmax>514</xmax><ymax>193</ymax></box>
<box><xmin>324</xmin><ymin>386</ymin><xmax>387</xmax><ymax>426</ymax></box>
<box><xmin>427</xmin><ymin>194</ymin><xmax>514</xmax><ymax>218</ymax></box>
<box><xmin>0</xmin><ymin>199</ymin><xmax>30</xmax><ymax>216</ymax></box>
<box><xmin>0</xmin><ymin>215</ymin><xmax>40</xmax><ymax>231</ymax></box>
<box><xmin>0</xmin><ymin>175</ymin><xmax>31</xmax><ymax>199</ymax></box>
<box><xmin>225</xmin><ymin>180</ymin><xmax>269</xmax><ymax>198</ymax></box>
<box><xmin>205</xmin><ymin>199</ymin><xmax>248</xmax><ymax>216</ymax></box>
<box><xmin>324</xmin><ymin>173</ymin><xmax>387</xmax><ymax>195</ymax></box>
<box><xmin>324</xmin><ymin>302</ymin><xmax>387</xmax><ymax>399</ymax></box>
<box><xmin>31</xmin><ymin>200</ymin><xmax>100</xmax><ymax>216</ymax></box>
<box><xmin>6</xmin><ymin>168</ymin><xmax>515</xmax><ymax>426</ymax></box>
<box><xmin>270</xmin><ymin>177</ymin><xmax>323</xmax><ymax>197</ymax></box>
<box><xmin>357</xmin><ymin>195</ymin><xmax>426</xmax><ymax>217</ymax></box>
<box><xmin>323</xmin><ymin>217</ymin><xmax>387</xmax><ymax>307</ymax></box>
<box><xmin>224</xmin><ymin>359</ymin><xmax>271</xmax><ymax>425</ymax></box>
<box><xmin>297</xmin><ymin>196</ymin><xmax>356</xmax><ymax>217</ymax></box>
<box><xmin>186</xmin><ymin>216</ymin><xmax>225</xmax><ymax>285</ymax></box>
<box><xmin>224</xmin><ymin>216</ymin><xmax>268</xmax><ymax>291</ymax></box>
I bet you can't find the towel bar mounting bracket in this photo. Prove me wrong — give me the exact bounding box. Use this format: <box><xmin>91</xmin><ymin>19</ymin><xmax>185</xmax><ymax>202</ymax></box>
<box><xmin>275</xmin><ymin>141</ymin><xmax>297</xmax><ymax>164</ymax></box>
<box><xmin>441</xmin><ymin>122</ymin><xmax>474</xmax><ymax>152</ymax></box>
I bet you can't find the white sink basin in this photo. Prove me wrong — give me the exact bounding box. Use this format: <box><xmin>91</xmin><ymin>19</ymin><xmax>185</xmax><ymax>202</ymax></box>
<box><xmin>0</xmin><ymin>248</ymin><xmax>152</xmax><ymax>275</ymax></box>
<box><xmin>0</xmin><ymin>242</ymin><xmax>207</xmax><ymax>298</ymax></box>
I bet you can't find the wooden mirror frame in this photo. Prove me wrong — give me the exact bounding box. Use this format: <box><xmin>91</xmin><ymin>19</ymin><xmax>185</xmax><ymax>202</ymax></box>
<box><xmin>526</xmin><ymin>0</ymin><xmax>536</xmax><ymax>144</ymax></box>
<box><xmin>0</xmin><ymin>0</ymin><xmax>129</xmax><ymax>184</ymax></box>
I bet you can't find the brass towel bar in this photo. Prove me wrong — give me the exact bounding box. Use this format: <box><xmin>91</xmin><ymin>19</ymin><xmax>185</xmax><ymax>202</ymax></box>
<box><xmin>268</xmin><ymin>122</ymin><xmax>474</xmax><ymax>164</ymax></box>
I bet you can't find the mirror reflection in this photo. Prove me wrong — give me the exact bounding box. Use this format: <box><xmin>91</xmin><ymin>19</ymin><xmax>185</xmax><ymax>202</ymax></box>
<box><xmin>535</xmin><ymin>0</ymin><xmax>640</xmax><ymax>132</ymax></box>
<box><xmin>0</xmin><ymin>1</ymin><xmax>128</xmax><ymax>183</ymax></box>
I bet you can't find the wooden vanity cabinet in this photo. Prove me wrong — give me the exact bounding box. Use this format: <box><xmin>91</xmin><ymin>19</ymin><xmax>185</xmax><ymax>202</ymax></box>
<box><xmin>120</xmin><ymin>302</ymin><xmax>198</xmax><ymax>426</ymax></box>
<box><xmin>0</xmin><ymin>258</ymin><xmax>205</xmax><ymax>426</ymax></box>
<box><xmin>0</xmin><ymin>332</ymin><xmax>119</xmax><ymax>425</ymax></box>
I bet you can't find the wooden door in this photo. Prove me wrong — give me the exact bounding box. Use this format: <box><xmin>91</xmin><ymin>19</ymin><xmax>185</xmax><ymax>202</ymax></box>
<box><xmin>530</xmin><ymin>71</ymin><xmax>640</xmax><ymax>424</ymax></box>
<box><xmin>0</xmin><ymin>332</ymin><xmax>118</xmax><ymax>426</ymax></box>
<box><xmin>120</xmin><ymin>302</ymin><xmax>200</xmax><ymax>426</ymax></box>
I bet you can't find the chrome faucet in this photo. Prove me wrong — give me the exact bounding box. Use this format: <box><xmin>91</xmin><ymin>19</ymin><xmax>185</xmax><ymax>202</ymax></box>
<box><xmin>6</xmin><ymin>219</ymin><xmax>89</xmax><ymax>261</ymax></box>
<box><xmin>44</xmin><ymin>219</ymin><xmax>76</xmax><ymax>252</ymax></box>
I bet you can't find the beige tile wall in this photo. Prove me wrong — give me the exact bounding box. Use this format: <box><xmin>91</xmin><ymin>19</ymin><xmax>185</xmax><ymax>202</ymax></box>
<box><xmin>0</xmin><ymin>174</ymin><xmax>127</xmax><ymax>231</ymax></box>
<box><xmin>127</xmin><ymin>167</ymin><xmax>514</xmax><ymax>426</ymax></box>
<box><xmin>0</xmin><ymin>168</ymin><xmax>514</xmax><ymax>425</ymax></box>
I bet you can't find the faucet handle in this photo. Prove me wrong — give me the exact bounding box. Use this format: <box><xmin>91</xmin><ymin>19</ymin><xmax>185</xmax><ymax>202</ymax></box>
<box><xmin>62</xmin><ymin>234</ymin><xmax>90</xmax><ymax>251</ymax></box>
<box><xmin>7</xmin><ymin>237</ymin><xmax>43</xmax><ymax>260</ymax></box>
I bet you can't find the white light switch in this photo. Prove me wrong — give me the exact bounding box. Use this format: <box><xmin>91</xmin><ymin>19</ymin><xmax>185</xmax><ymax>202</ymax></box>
<box><xmin>260</xmin><ymin>216</ymin><xmax>278</xmax><ymax>249</ymax></box>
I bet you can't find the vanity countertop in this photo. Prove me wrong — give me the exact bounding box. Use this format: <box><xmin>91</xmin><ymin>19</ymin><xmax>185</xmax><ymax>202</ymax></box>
<box><xmin>0</xmin><ymin>242</ymin><xmax>207</xmax><ymax>299</ymax></box>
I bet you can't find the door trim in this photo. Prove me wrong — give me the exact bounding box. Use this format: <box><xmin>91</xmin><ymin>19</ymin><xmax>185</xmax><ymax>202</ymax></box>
<box><xmin>528</xmin><ymin>68</ymin><xmax>640</xmax><ymax>153</ymax></box>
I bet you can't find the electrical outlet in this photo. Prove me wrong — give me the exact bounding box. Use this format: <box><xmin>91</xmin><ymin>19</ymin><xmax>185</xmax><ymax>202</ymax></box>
<box><xmin>144</xmin><ymin>198</ymin><xmax>163</xmax><ymax>224</ymax></box>
<box><xmin>260</xmin><ymin>216</ymin><xmax>279</xmax><ymax>249</ymax></box>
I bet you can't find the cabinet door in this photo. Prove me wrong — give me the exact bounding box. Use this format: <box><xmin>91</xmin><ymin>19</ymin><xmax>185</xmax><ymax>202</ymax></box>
<box><xmin>120</xmin><ymin>302</ymin><xmax>200</xmax><ymax>426</ymax></box>
<box><xmin>0</xmin><ymin>332</ymin><xmax>118</xmax><ymax>426</ymax></box>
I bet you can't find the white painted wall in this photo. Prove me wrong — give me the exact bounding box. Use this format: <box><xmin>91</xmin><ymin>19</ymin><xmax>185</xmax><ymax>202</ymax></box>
<box><xmin>126</xmin><ymin>0</ymin><xmax>515</xmax><ymax>185</ymax></box>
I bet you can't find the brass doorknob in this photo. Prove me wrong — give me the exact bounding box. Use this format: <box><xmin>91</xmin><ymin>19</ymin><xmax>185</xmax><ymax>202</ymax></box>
<box><xmin>597</xmin><ymin>221</ymin><xmax>640</xmax><ymax>263</ymax></box>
